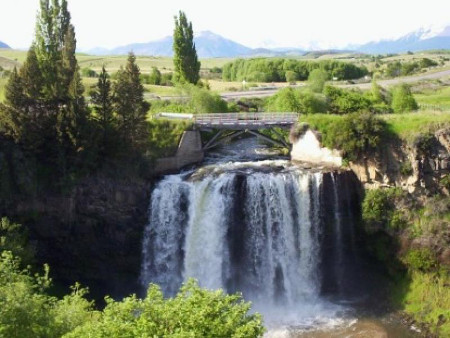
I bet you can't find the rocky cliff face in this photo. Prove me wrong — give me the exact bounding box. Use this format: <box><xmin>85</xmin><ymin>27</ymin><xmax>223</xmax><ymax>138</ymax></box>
<box><xmin>14</xmin><ymin>176</ymin><xmax>151</xmax><ymax>301</ymax></box>
<box><xmin>349</xmin><ymin>128</ymin><xmax>450</xmax><ymax>194</ymax></box>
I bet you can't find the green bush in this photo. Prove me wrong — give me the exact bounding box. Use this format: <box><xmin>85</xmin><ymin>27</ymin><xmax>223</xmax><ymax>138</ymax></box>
<box><xmin>391</xmin><ymin>84</ymin><xmax>418</xmax><ymax>113</ymax></box>
<box><xmin>147</xmin><ymin>120</ymin><xmax>192</xmax><ymax>158</ymax></box>
<box><xmin>265</xmin><ymin>88</ymin><xmax>327</xmax><ymax>114</ymax></box>
<box><xmin>362</xmin><ymin>188</ymin><xmax>405</xmax><ymax>232</ymax></box>
<box><xmin>404</xmin><ymin>248</ymin><xmax>438</xmax><ymax>272</ymax></box>
<box><xmin>308</xmin><ymin>69</ymin><xmax>329</xmax><ymax>93</ymax></box>
<box><xmin>66</xmin><ymin>279</ymin><xmax>265</xmax><ymax>338</ymax></box>
<box><xmin>0</xmin><ymin>251</ymin><xmax>265</xmax><ymax>338</ymax></box>
<box><xmin>81</xmin><ymin>67</ymin><xmax>97</xmax><ymax>78</ymax></box>
<box><xmin>322</xmin><ymin>111</ymin><xmax>387</xmax><ymax>161</ymax></box>
<box><xmin>285</xmin><ymin>70</ymin><xmax>298</xmax><ymax>84</ymax></box>
<box><xmin>324</xmin><ymin>86</ymin><xmax>372</xmax><ymax>114</ymax></box>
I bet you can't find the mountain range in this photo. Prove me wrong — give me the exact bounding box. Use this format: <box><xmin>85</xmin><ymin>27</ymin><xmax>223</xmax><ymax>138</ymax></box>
<box><xmin>84</xmin><ymin>25</ymin><xmax>450</xmax><ymax>58</ymax></box>
<box><xmin>0</xmin><ymin>41</ymin><xmax>11</xmax><ymax>49</ymax></box>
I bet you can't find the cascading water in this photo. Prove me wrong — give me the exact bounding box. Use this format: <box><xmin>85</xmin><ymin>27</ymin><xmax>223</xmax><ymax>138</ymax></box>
<box><xmin>140</xmin><ymin>157</ymin><xmax>364</xmax><ymax>332</ymax></box>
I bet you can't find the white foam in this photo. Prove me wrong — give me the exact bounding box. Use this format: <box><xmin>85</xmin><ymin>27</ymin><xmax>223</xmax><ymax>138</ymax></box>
<box><xmin>291</xmin><ymin>130</ymin><xmax>342</xmax><ymax>167</ymax></box>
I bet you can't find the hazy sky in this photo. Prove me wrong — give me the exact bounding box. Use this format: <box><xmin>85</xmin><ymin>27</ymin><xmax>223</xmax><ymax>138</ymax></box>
<box><xmin>1</xmin><ymin>0</ymin><xmax>450</xmax><ymax>50</ymax></box>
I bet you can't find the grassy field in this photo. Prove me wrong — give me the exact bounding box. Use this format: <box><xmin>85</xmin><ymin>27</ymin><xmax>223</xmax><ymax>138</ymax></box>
<box><xmin>382</xmin><ymin>111</ymin><xmax>450</xmax><ymax>141</ymax></box>
<box><xmin>415</xmin><ymin>86</ymin><xmax>450</xmax><ymax>109</ymax></box>
<box><xmin>300</xmin><ymin>111</ymin><xmax>450</xmax><ymax>143</ymax></box>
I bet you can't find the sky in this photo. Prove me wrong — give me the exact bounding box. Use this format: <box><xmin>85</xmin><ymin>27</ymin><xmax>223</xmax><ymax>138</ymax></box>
<box><xmin>1</xmin><ymin>0</ymin><xmax>450</xmax><ymax>50</ymax></box>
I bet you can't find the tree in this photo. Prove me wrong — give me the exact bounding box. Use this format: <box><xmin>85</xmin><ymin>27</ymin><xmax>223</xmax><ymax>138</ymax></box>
<box><xmin>391</xmin><ymin>84</ymin><xmax>418</xmax><ymax>113</ymax></box>
<box><xmin>173</xmin><ymin>11</ymin><xmax>200</xmax><ymax>84</ymax></box>
<box><xmin>149</xmin><ymin>66</ymin><xmax>162</xmax><ymax>85</ymax></box>
<box><xmin>113</xmin><ymin>53</ymin><xmax>150</xmax><ymax>149</ymax></box>
<box><xmin>308</xmin><ymin>69</ymin><xmax>329</xmax><ymax>93</ymax></box>
<box><xmin>66</xmin><ymin>279</ymin><xmax>265</xmax><ymax>338</ymax></box>
<box><xmin>0</xmin><ymin>0</ymin><xmax>89</xmax><ymax>174</ymax></box>
<box><xmin>90</xmin><ymin>66</ymin><xmax>116</xmax><ymax>157</ymax></box>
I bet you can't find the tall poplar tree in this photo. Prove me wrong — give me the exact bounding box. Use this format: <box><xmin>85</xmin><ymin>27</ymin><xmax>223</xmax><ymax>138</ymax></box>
<box><xmin>173</xmin><ymin>11</ymin><xmax>200</xmax><ymax>84</ymax></box>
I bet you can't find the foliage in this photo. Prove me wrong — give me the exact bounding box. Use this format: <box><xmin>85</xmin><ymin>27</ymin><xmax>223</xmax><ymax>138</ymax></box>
<box><xmin>323</xmin><ymin>85</ymin><xmax>372</xmax><ymax>114</ymax></box>
<box><xmin>90</xmin><ymin>66</ymin><xmax>118</xmax><ymax>158</ymax></box>
<box><xmin>222</xmin><ymin>58</ymin><xmax>368</xmax><ymax>82</ymax></box>
<box><xmin>321</xmin><ymin>111</ymin><xmax>387</xmax><ymax>161</ymax></box>
<box><xmin>81</xmin><ymin>67</ymin><xmax>97</xmax><ymax>78</ymax></box>
<box><xmin>0</xmin><ymin>250</ymin><xmax>265</xmax><ymax>337</ymax></box>
<box><xmin>391</xmin><ymin>84</ymin><xmax>418</xmax><ymax>113</ymax></box>
<box><xmin>362</xmin><ymin>188</ymin><xmax>406</xmax><ymax>232</ymax></box>
<box><xmin>308</xmin><ymin>68</ymin><xmax>329</xmax><ymax>93</ymax></box>
<box><xmin>0</xmin><ymin>251</ymin><xmax>94</xmax><ymax>338</ymax></box>
<box><xmin>147</xmin><ymin>119</ymin><xmax>192</xmax><ymax>158</ymax></box>
<box><xmin>404</xmin><ymin>248</ymin><xmax>438</xmax><ymax>272</ymax></box>
<box><xmin>113</xmin><ymin>53</ymin><xmax>150</xmax><ymax>151</ymax></box>
<box><xmin>67</xmin><ymin>279</ymin><xmax>264</xmax><ymax>338</ymax></box>
<box><xmin>141</xmin><ymin>67</ymin><xmax>162</xmax><ymax>85</ymax></box>
<box><xmin>265</xmin><ymin>88</ymin><xmax>327</xmax><ymax>114</ymax></box>
<box><xmin>0</xmin><ymin>0</ymin><xmax>91</xmax><ymax>183</ymax></box>
<box><xmin>173</xmin><ymin>11</ymin><xmax>200</xmax><ymax>85</ymax></box>
<box><xmin>394</xmin><ymin>271</ymin><xmax>450</xmax><ymax>337</ymax></box>
<box><xmin>285</xmin><ymin>70</ymin><xmax>298</xmax><ymax>84</ymax></box>
<box><xmin>0</xmin><ymin>218</ymin><xmax>34</xmax><ymax>266</ymax></box>
<box><xmin>150</xmin><ymin>85</ymin><xmax>228</xmax><ymax>115</ymax></box>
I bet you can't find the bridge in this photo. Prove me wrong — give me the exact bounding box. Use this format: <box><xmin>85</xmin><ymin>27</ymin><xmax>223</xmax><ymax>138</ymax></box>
<box><xmin>153</xmin><ymin>112</ymin><xmax>298</xmax><ymax>174</ymax></box>
<box><xmin>156</xmin><ymin>112</ymin><xmax>298</xmax><ymax>149</ymax></box>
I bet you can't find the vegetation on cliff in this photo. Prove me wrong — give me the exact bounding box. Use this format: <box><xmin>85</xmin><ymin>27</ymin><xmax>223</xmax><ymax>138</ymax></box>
<box><xmin>362</xmin><ymin>188</ymin><xmax>450</xmax><ymax>336</ymax></box>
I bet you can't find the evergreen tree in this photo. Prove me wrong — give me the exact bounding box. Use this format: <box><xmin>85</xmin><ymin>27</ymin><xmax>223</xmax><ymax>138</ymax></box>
<box><xmin>0</xmin><ymin>0</ymin><xmax>89</xmax><ymax>179</ymax></box>
<box><xmin>173</xmin><ymin>11</ymin><xmax>200</xmax><ymax>84</ymax></box>
<box><xmin>90</xmin><ymin>66</ymin><xmax>116</xmax><ymax>157</ymax></box>
<box><xmin>113</xmin><ymin>53</ymin><xmax>150</xmax><ymax>150</ymax></box>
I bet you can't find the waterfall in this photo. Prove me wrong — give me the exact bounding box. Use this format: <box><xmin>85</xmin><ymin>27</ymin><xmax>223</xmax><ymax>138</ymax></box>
<box><xmin>140</xmin><ymin>161</ymin><xmax>360</xmax><ymax>326</ymax></box>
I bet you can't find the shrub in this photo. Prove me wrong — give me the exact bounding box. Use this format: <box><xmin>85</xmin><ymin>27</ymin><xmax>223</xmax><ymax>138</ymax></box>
<box><xmin>391</xmin><ymin>84</ymin><xmax>418</xmax><ymax>113</ymax></box>
<box><xmin>323</xmin><ymin>86</ymin><xmax>372</xmax><ymax>114</ymax></box>
<box><xmin>404</xmin><ymin>248</ymin><xmax>437</xmax><ymax>272</ymax></box>
<box><xmin>81</xmin><ymin>67</ymin><xmax>97</xmax><ymax>78</ymax></box>
<box><xmin>322</xmin><ymin>111</ymin><xmax>387</xmax><ymax>161</ymax></box>
<box><xmin>362</xmin><ymin>188</ymin><xmax>406</xmax><ymax>232</ymax></box>
<box><xmin>285</xmin><ymin>71</ymin><xmax>298</xmax><ymax>84</ymax></box>
<box><xmin>265</xmin><ymin>88</ymin><xmax>327</xmax><ymax>114</ymax></box>
<box><xmin>308</xmin><ymin>69</ymin><xmax>328</xmax><ymax>93</ymax></box>
<box><xmin>66</xmin><ymin>279</ymin><xmax>265</xmax><ymax>338</ymax></box>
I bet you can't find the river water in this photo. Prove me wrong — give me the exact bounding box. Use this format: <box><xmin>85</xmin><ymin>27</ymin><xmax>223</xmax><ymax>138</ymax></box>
<box><xmin>140</xmin><ymin>136</ymin><xmax>420</xmax><ymax>337</ymax></box>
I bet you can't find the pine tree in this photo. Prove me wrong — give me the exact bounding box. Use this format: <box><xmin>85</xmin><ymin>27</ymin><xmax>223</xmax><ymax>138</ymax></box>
<box><xmin>91</xmin><ymin>66</ymin><xmax>116</xmax><ymax>157</ymax></box>
<box><xmin>113</xmin><ymin>53</ymin><xmax>150</xmax><ymax>150</ymax></box>
<box><xmin>173</xmin><ymin>11</ymin><xmax>200</xmax><ymax>84</ymax></box>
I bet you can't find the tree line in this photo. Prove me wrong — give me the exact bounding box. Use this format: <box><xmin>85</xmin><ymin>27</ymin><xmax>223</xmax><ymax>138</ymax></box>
<box><xmin>222</xmin><ymin>58</ymin><xmax>368</xmax><ymax>82</ymax></box>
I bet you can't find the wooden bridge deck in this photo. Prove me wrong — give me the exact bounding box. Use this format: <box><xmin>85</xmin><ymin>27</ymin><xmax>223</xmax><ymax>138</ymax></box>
<box><xmin>156</xmin><ymin>112</ymin><xmax>298</xmax><ymax>130</ymax></box>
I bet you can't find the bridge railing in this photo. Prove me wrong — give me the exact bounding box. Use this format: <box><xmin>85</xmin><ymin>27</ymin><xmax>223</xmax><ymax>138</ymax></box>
<box><xmin>193</xmin><ymin>112</ymin><xmax>299</xmax><ymax>126</ymax></box>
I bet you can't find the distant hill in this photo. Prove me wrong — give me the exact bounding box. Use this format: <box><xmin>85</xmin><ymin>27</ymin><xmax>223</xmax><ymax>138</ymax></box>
<box><xmin>87</xmin><ymin>31</ymin><xmax>307</xmax><ymax>58</ymax></box>
<box><xmin>0</xmin><ymin>41</ymin><xmax>11</xmax><ymax>49</ymax></box>
<box><xmin>91</xmin><ymin>31</ymin><xmax>253</xmax><ymax>58</ymax></box>
<box><xmin>356</xmin><ymin>26</ymin><xmax>450</xmax><ymax>54</ymax></box>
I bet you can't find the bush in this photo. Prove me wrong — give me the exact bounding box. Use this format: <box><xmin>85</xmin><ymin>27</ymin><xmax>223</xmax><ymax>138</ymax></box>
<box><xmin>404</xmin><ymin>248</ymin><xmax>437</xmax><ymax>272</ymax></box>
<box><xmin>81</xmin><ymin>67</ymin><xmax>97</xmax><ymax>78</ymax></box>
<box><xmin>66</xmin><ymin>279</ymin><xmax>265</xmax><ymax>338</ymax></box>
<box><xmin>265</xmin><ymin>88</ymin><xmax>327</xmax><ymax>114</ymax></box>
<box><xmin>322</xmin><ymin>111</ymin><xmax>387</xmax><ymax>161</ymax></box>
<box><xmin>391</xmin><ymin>84</ymin><xmax>418</xmax><ymax>113</ymax></box>
<box><xmin>285</xmin><ymin>70</ymin><xmax>298</xmax><ymax>84</ymax></box>
<box><xmin>308</xmin><ymin>69</ymin><xmax>329</xmax><ymax>93</ymax></box>
<box><xmin>324</xmin><ymin>86</ymin><xmax>372</xmax><ymax>114</ymax></box>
